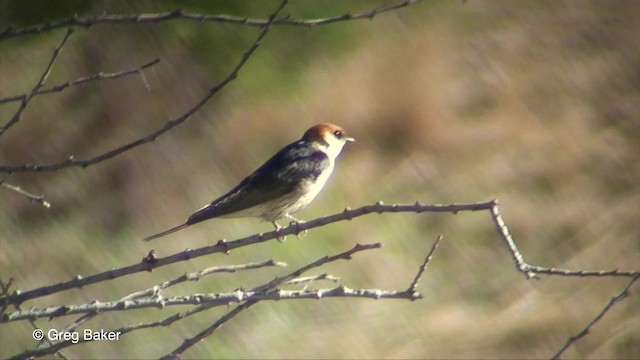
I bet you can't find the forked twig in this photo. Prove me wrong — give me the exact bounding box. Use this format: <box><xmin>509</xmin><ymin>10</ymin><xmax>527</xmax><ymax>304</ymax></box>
<box><xmin>58</xmin><ymin>259</ymin><xmax>285</xmax><ymax>334</ymax></box>
<box><xmin>0</xmin><ymin>28</ymin><xmax>73</xmax><ymax>136</ymax></box>
<box><xmin>162</xmin><ymin>242</ymin><xmax>386</xmax><ymax>359</ymax></box>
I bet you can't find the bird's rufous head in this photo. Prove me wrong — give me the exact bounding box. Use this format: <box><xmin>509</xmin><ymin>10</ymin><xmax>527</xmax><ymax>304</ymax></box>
<box><xmin>302</xmin><ymin>123</ymin><xmax>354</xmax><ymax>159</ymax></box>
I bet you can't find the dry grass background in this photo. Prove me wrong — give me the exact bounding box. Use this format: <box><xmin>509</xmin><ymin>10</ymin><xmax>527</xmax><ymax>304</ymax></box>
<box><xmin>1</xmin><ymin>0</ymin><xmax>638</xmax><ymax>358</ymax></box>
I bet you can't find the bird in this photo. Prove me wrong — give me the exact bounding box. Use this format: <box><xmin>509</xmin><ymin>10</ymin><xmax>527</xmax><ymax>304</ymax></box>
<box><xmin>143</xmin><ymin>123</ymin><xmax>354</xmax><ymax>242</ymax></box>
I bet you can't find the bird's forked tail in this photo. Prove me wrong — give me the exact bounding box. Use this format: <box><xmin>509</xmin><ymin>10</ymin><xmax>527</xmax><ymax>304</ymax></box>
<box><xmin>143</xmin><ymin>223</ymin><xmax>189</xmax><ymax>242</ymax></box>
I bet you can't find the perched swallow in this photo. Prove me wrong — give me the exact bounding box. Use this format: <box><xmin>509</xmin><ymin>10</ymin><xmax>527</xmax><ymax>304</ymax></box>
<box><xmin>143</xmin><ymin>123</ymin><xmax>354</xmax><ymax>241</ymax></box>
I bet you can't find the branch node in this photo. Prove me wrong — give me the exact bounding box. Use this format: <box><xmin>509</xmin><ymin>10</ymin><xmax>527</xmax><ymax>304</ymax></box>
<box><xmin>142</xmin><ymin>249</ymin><xmax>159</xmax><ymax>265</ymax></box>
<box><xmin>216</xmin><ymin>239</ymin><xmax>230</xmax><ymax>254</ymax></box>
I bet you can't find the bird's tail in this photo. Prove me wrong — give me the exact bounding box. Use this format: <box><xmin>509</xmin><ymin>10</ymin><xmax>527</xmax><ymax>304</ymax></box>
<box><xmin>143</xmin><ymin>223</ymin><xmax>189</xmax><ymax>242</ymax></box>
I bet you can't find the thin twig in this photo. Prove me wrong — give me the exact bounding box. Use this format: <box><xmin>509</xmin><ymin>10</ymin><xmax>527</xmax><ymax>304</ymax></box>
<box><xmin>59</xmin><ymin>259</ymin><xmax>285</xmax><ymax>333</ymax></box>
<box><xmin>123</xmin><ymin>259</ymin><xmax>287</xmax><ymax>301</ymax></box>
<box><xmin>0</xmin><ymin>28</ymin><xmax>73</xmax><ymax>136</ymax></box>
<box><xmin>0</xmin><ymin>59</ymin><xmax>160</xmax><ymax>105</ymax></box>
<box><xmin>1</xmin><ymin>179</ymin><xmax>51</xmax><ymax>208</ymax></box>
<box><xmin>408</xmin><ymin>234</ymin><xmax>443</xmax><ymax>294</ymax></box>
<box><xmin>284</xmin><ymin>273</ymin><xmax>340</xmax><ymax>287</ymax></box>
<box><xmin>0</xmin><ymin>0</ymin><xmax>421</xmax><ymax>41</ymax></box>
<box><xmin>551</xmin><ymin>274</ymin><xmax>640</xmax><ymax>359</ymax></box>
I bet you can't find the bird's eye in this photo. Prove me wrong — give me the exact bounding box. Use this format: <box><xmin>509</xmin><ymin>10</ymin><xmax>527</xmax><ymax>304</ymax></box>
<box><xmin>333</xmin><ymin>130</ymin><xmax>343</xmax><ymax>138</ymax></box>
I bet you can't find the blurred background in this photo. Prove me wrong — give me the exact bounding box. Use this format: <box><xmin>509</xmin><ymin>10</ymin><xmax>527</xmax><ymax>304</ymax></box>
<box><xmin>1</xmin><ymin>0</ymin><xmax>638</xmax><ymax>358</ymax></box>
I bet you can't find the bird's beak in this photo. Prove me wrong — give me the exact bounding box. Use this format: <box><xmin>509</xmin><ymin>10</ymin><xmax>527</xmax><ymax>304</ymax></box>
<box><xmin>345</xmin><ymin>136</ymin><xmax>355</xmax><ymax>143</ymax></box>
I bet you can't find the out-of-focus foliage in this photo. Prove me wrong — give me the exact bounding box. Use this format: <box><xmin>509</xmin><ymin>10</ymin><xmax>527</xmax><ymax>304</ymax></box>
<box><xmin>1</xmin><ymin>0</ymin><xmax>638</xmax><ymax>358</ymax></box>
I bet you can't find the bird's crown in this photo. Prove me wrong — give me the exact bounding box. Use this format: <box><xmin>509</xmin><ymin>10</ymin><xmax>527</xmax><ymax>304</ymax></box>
<box><xmin>302</xmin><ymin>123</ymin><xmax>354</xmax><ymax>145</ymax></box>
<box><xmin>301</xmin><ymin>123</ymin><xmax>354</xmax><ymax>160</ymax></box>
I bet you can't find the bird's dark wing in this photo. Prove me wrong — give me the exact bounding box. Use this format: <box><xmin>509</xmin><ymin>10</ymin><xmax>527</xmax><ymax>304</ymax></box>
<box><xmin>187</xmin><ymin>141</ymin><xmax>330</xmax><ymax>225</ymax></box>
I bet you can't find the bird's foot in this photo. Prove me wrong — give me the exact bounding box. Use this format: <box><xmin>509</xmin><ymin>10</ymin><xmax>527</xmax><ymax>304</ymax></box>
<box><xmin>272</xmin><ymin>221</ymin><xmax>286</xmax><ymax>242</ymax></box>
<box><xmin>286</xmin><ymin>216</ymin><xmax>307</xmax><ymax>239</ymax></box>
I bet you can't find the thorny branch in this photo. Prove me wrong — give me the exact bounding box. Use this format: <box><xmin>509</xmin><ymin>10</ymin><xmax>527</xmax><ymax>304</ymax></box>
<box><xmin>5</xmin><ymin>284</ymin><xmax>421</xmax><ymax>322</ymax></box>
<box><xmin>57</xmin><ymin>259</ymin><xmax>286</xmax><ymax>335</ymax></box>
<box><xmin>0</xmin><ymin>0</ymin><xmax>421</xmax><ymax>41</ymax></box>
<box><xmin>162</xmin><ymin>242</ymin><xmax>394</xmax><ymax>358</ymax></box>
<box><xmin>0</xmin><ymin>201</ymin><xmax>486</xmax><ymax>308</ymax></box>
<box><xmin>8</xmin><ymin>242</ymin><xmax>419</xmax><ymax>359</ymax></box>
<box><xmin>1</xmin><ymin>200</ymin><xmax>637</xmax><ymax>309</ymax></box>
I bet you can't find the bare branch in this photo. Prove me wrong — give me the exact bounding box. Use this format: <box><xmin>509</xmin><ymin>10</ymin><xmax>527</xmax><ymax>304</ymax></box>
<box><xmin>284</xmin><ymin>273</ymin><xmax>340</xmax><ymax>287</ymax></box>
<box><xmin>0</xmin><ymin>179</ymin><xmax>51</xmax><ymax>208</ymax></box>
<box><xmin>4</xmin><ymin>284</ymin><xmax>416</xmax><ymax>322</ymax></box>
<box><xmin>551</xmin><ymin>274</ymin><xmax>640</xmax><ymax>359</ymax></box>
<box><xmin>0</xmin><ymin>0</ymin><xmax>284</xmax><ymax>174</ymax></box>
<box><xmin>0</xmin><ymin>59</ymin><xmax>160</xmax><ymax>105</ymax></box>
<box><xmin>11</xmin><ymin>242</ymin><xmax>385</xmax><ymax>358</ymax></box>
<box><xmin>58</xmin><ymin>259</ymin><xmax>285</xmax><ymax>334</ymax></box>
<box><xmin>163</xmin><ymin>241</ymin><xmax>385</xmax><ymax>358</ymax></box>
<box><xmin>0</xmin><ymin>201</ymin><xmax>492</xmax><ymax>308</ymax></box>
<box><xmin>162</xmin><ymin>301</ymin><xmax>254</xmax><ymax>360</ymax></box>
<box><xmin>1</xmin><ymin>200</ymin><xmax>637</xmax><ymax>309</ymax></box>
<box><xmin>489</xmin><ymin>200</ymin><xmax>639</xmax><ymax>279</ymax></box>
<box><xmin>489</xmin><ymin>199</ymin><xmax>538</xmax><ymax>279</ymax></box>
<box><xmin>120</xmin><ymin>259</ymin><xmax>287</xmax><ymax>302</ymax></box>
<box><xmin>256</xmin><ymin>243</ymin><xmax>382</xmax><ymax>292</ymax></box>
<box><xmin>0</xmin><ymin>0</ymin><xmax>421</xmax><ymax>41</ymax></box>
<box><xmin>520</xmin><ymin>266</ymin><xmax>640</xmax><ymax>278</ymax></box>
<box><xmin>0</xmin><ymin>28</ymin><xmax>73</xmax><ymax>136</ymax></box>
